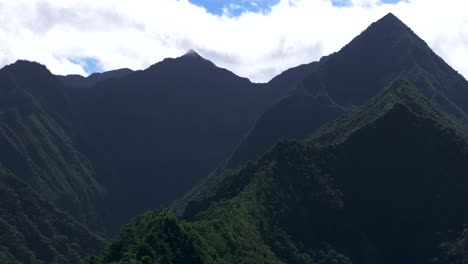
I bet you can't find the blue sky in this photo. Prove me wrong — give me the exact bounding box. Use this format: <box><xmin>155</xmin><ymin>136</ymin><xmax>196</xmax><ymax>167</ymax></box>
<box><xmin>189</xmin><ymin>0</ymin><xmax>280</xmax><ymax>16</ymax></box>
<box><xmin>189</xmin><ymin>0</ymin><xmax>403</xmax><ymax>16</ymax></box>
<box><xmin>69</xmin><ymin>57</ymin><xmax>102</xmax><ymax>75</ymax></box>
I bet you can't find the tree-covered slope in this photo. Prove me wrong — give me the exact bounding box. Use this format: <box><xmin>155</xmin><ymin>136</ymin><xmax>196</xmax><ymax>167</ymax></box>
<box><xmin>438</xmin><ymin>229</ymin><xmax>468</xmax><ymax>263</ymax></box>
<box><xmin>68</xmin><ymin>51</ymin><xmax>297</xmax><ymax>231</ymax></box>
<box><xmin>90</xmin><ymin>140</ymin><xmax>349</xmax><ymax>264</ymax></box>
<box><xmin>93</xmin><ymin>80</ymin><xmax>468</xmax><ymax>264</ymax></box>
<box><xmin>0</xmin><ymin>50</ymin><xmax>344</xmax><ymax>241</ymax></box>
<box><xmin>174</xmin><ymin>89</ymin><xmax>346</xmax><ymax>214</ymax></box>
<box><xmin>223</xmin><ymin>13</ymin><xmax>468</xmax><ymax>174</ymax></box>
<box><xmin>0</xmin><ymin>166</ymin><xmax>104</xmax><ymax>264</ymax></box>
<box><xmin>0</xmin><ymin>61</ymin><xmax>106</xmax><ymax>231</ymax></box>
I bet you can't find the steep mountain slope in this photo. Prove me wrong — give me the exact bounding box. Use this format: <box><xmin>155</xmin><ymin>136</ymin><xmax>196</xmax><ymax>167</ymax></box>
<box><xmin>0</xmin><ymin>50</ymin><xmax>329</xmax><ymax>238</ymax></box>
<box><xmin>0</xmin><ymin>61</ymin><xmax>106</xmax><ymax>231</ymax></box>
<box><xmin>92</xmin><ymin>81</ymin><xmax>468</xmax><ymax>264</ymax></box>
<box><xmin>69</xmin><ymin>51</ymin><xmax>294</xmax><ymax>231</ymax></box>
<box><xmin>263</xmin><ymin>60</ymin><xmax>320</xmax><ymax>98</ymax></box>
<box><xmin>224</xmin><ymin>13</ymin><xmax>468</xmax><ymax>172</ymax></box>
<box><xmin>439</xmin><ymin>229</ymin><xmax>468</xmax><ymax>263</ymax></box>
<box><xmin>1</xmin><ymin>61</ymin><xmax>73</xmax><ymax>127</ymax></box>
<box><xmin>0</xmin><ymin>166</ymin><xmax>104</xmax><ymax>264</ymax></box>
<box><xmin>174</xmin><ymin>89</ymin><xmax>346</xmax><ymax>214</ymax></box>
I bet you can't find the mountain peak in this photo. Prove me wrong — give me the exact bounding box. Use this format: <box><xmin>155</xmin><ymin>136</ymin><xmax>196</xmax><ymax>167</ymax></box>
<box><xmin>4</xmin><ymin>60</ymin><xmax>51</xmax><ymax>75</ymax></box>
<box><xmin>367</xmin><ymin>12</ymin><xmax>410</xmax><ymax>35</ymax></box>
<box><xmin>178</xmin><ymin>49</ymin><xmax>215</xmax><ymax>65</ymax></box>
<box><xmin>147</xmin><ymin>49</ymin><xmax>220</xmax><ymax>73</ymax></box>
<box><xmin>381</xmin><ymin>12</ymin><xmax>401</xmax><ymax>23</ymax></box>
<box><xmin>309</xmin><ymin>12</ymin><xmax>431</xmax><ymax>106</ymax></box>
<box><xmin>183</xmin><ymin>49</ymin><xmax>201</xmax><ymax>57</ymax></box>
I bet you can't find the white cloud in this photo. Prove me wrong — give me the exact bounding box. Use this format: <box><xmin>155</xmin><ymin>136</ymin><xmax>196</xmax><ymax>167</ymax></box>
<box><xmin>0</xmin><ymin>0</ymin><xmax>467</xmax><ymax>82</ymax></box>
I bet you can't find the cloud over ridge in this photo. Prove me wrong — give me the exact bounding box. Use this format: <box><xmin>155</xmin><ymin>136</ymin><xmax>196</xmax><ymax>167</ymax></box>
<box><xmin>0</xmin><ymin>0</ymin><xmax>467</xmax><ymax>82</ymax></box>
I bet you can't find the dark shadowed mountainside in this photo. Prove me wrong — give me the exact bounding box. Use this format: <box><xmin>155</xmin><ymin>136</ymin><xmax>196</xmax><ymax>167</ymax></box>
<box><xmin>224</xmin><ymin>13</ymin><xmax>468</xmax><ymax>172</ymax></box>
<box><xmin>3</xmin><ymin>12</ymin><xmax>468</xmax><ymax>264</ymax></box>
<box><xmin>0</xmin><ymin>49</ymin><xmax>320</xmax><ymax>240</ymax></box>
<box><xmin>91</xmin><ymin>81</ymin><xmax>468</xmax><ymax>264</ymax></box>
<box><xmin>66</xmin><ymin>51</ymin><xmax>307</xmax><ymax>231</ymax></box>
<box><xmin>0</xmin><ymin>61</ymin><xmax>106</xmax><ymax>232</ymax></box>
<box><xmin>175</xmin><ymin>13</ymin><xmax>468</xmax><ymax>213</ymax></box>
<box><xmin>59</xmin><ymin>68</ymin><xmax>134</xmax><ymax>88</ymax></box>
<box><xmin>0</xmin><ymin>166</ymin><xmax>104</xmax><ymax>264</ymax></box>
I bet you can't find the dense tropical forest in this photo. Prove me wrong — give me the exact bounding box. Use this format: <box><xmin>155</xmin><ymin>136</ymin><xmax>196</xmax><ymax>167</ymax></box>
<box><xmin>1</xmin><ymin>13</ymin><xmax>468</xmax><ymax>264</ymax></box>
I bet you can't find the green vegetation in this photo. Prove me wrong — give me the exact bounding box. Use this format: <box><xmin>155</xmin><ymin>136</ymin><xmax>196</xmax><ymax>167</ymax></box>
<box><xmin>218</xmin><ymin>12</ymin><xmax>468</xmax><ymax>190</ymax></box>
<box><xmin>308</xmin><ymin>80</ymin><xmax>467</xmax><ymax>146</ymax></box>
<box><xmin>92</xmin><ymin>81</ymin><xmax>468</xmax><ymax>263</ymax></box>
<box><xmin>0</xmin><ymin>61</ymin><xmax>106</xmax><ymax>232</ymax></box>
<box><xmin>3</xmin><ymin>13</ymin><xmax>468</xmax><ymax>264</ymax></box>
<box><xmin>90</xmin><ymin>140</ymin><xmax>351</xmax><ymax>264</ymax></box>
<box><xmin>0</xmin><ymin>61</ymin><xmax>107</xmax><ymax>263</ymax></box>
<box><xmin>439</xmin><ymin>229</ymin><xmax>468</xmax><ymax>263</ymax></box>
<box><xmin>70</xmin><ymin>51</ymin><xmax>296</xmax><ymax>232</ymax></box>
<box><xmin>0</xmin><ymin>166</ymin><xmax>104</xmax><ymax>264</ymax></box>
<box><xmin>0</xmin><ymin>106</ymin><xmax>105</xmax><ymax>231</ymax></box>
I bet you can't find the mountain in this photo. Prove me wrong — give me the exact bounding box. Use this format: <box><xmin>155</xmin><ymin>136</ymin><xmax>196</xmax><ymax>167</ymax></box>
<box><xmin>4</xmin><ymin>12</ymin><xmax>468</xmax><ymax>263</ymax></box>
<box><xmin>67</xmin><ymin>51</ymin><xmax>299</xmax><ymax>231</ymax></box>
<box><xmin>90</xmin><ymin>80</ymin><xmax>468</xmax><ymax>264</ymax></box>
<box><xmin>0</xmin><ymin>166</ymin><xmax>104</xmax><ymax>264</ymax></box>
<box><xmin>59</xmin><ymin>68</ymin><xmax>134</xmax><ymax>88</ymax></box>
<box><xmin>1</xmin><ymin>61</ymin><xmax>73</xmax><ymax>126</ymax></box>
<box><xmin>0</xmin><ymin>61</ymin><xmax>106</xmax><ymax>232</ymax></box>
<box><xmin>439</xmin><ymin>229</ymin><xmax>468</xmax><ymax>263</ymax></box>
<box><xmin>221</xmin><ymin>13</ymin><xmax>468</xmax><ymax>174</ymax></box>
<box><xmin>0</xmin><ymin>49</ymin><xmax>322</xmax><ymax>238</ymax></box>
<box><xmin>263</xmin><ymin>60</ymin><xmax>320</xmax><ymax>97</ymax></box>
<box><xmin>268</xmin><ymin>61</ymin><xmax>318</xmax><ymax>89</ymax></box>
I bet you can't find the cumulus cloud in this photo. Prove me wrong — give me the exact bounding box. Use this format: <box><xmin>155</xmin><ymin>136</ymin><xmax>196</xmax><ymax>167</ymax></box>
<box><xmin>0</xmin><ymin>0</ymin><xmax>467</xmax><ymax>82</ymax></box>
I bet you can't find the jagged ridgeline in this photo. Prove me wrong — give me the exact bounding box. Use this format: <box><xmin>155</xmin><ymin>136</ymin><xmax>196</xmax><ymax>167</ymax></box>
<box><xmin>0</xmin><ymin>37</ymin><xmax>316</xmax><ymax>262</ymax></box>
<box><xmin>0</xmin><ymin>32</ymin><xmax>316</xmax><ymax>264</ymax></box>
<box><xmin>176</xmin><ymin>12</ymin><xmax>468</xmax><ymax>214</ymax></box>
<box><xmin>90</xmin><ymin>81</ymin><xmax>468</xmax><ymax>264</ymax></box>
<box><xmin>69</xmin><ymin>50</ymin><xmax>312</xmax><ymax>232</ymax></box>
<box><xmin>2</xmin><ymin>12</ymin><xmax>468</xmax><ymax>264</ymax></box>
<box><xmin>224</xmin><ymin>13</ymin><xmax>468</xmax><ymax>172</ymax></box>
